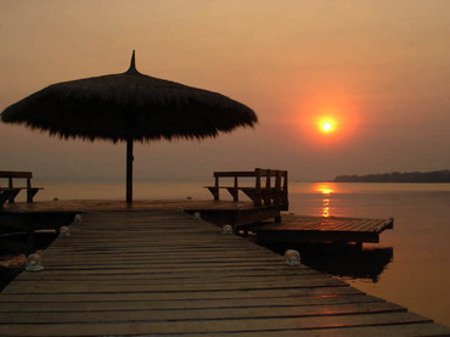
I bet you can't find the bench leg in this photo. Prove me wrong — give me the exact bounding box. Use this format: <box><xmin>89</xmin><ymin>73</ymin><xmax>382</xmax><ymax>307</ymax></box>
<box><xmin>27</xmin><ymin>188</ymin><xmax>40</xmax><ymax>203</ymax></box>
<box><xmin>4</xmin><ymin>189</ymin><xmax>21</xmax><ymax>204</ymax></box>
<box><xmin>226</xmin><ymin>188</ymin><xmax>239</xmax><ymax>202</ymax></box>
<box><xmin>207</xmin><ymin>187</ymin><xmax>220</xmax><ymax>201</ymax></box>
<box><xmin>212</xmin><ymin>190</ymin><xmax>219</xmax><ymax>201</ymax></box>
<box><xmin>0</xmin><ymin>192</ymin><xmax>7</xmax><ymax>209</ymax></box>
<box><xmin>275</xmin><ymin>212</ymin><xmax>281</xmax><ymax>223</ymax></box>
<box><xmin>231</xmin><ymin>190</ymin><xmax>239</xmax><ymax>202</ymax></box>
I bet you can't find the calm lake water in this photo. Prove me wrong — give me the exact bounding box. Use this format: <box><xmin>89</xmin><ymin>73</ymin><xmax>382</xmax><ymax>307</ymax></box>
<box><xmin>12</xmin><ymin>180</ymin><xmax>450</xmax><ymax>326</ymax></box>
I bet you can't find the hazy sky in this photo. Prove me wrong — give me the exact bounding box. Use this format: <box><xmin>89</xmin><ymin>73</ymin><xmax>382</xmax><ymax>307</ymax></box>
<box><xmin>1</xmin><ymin>0</ymin><xmax>450</xmax><ymax>181</ymax></box>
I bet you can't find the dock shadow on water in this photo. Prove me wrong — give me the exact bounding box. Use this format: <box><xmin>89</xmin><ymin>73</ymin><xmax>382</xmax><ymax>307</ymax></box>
<box><xmin>0</xmin><ymin>212</ymin><xmax>76</xmax><ymax>291</ymax></box>
<box><xmin>258</xmin><ymin>241</ymin><xmax>394</xmax><ymax>283</ymax></box>
<box><xmin>0</xmin><ymin>232</ymin><xmax>58</xmax><ymax>291</ymax></box>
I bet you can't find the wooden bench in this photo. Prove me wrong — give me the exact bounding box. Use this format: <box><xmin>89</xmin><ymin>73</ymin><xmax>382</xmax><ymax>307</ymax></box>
<box><xmin>0</xmin><ymin>171</ymin><xmax>44</xmax><ymax>208</ymax></box>
<box><xmin>205</xmin><ymin>168</ymin><xmax>289</xmax><ymax>211</ymax></box>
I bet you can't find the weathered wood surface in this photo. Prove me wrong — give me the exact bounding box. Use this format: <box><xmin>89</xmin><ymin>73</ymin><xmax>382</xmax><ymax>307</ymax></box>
<box><xmin>252</xmin><ymin>214</ymin><xmax>394</xmax><ymax>243</ymax></box>
<box><xmin>1</xmin><ymin>211</ymin><xmax>449</xmax><ymax>337</ymax></box>
<box><xmin>1</xmin><ymin>199</ymin><xmax>255</xmax><ymax>213</ymax></box>
<box><xmin>0</xmin><ymin>171</ymin><xmax>32</xmax><ymax>179</ymax></box>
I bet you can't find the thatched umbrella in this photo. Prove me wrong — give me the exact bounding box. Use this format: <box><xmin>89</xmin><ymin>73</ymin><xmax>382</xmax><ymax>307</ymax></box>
<box><xmin>1</xmin><ymin>51</ymin><xmax>257</xmax><ymax>203</ymax></box>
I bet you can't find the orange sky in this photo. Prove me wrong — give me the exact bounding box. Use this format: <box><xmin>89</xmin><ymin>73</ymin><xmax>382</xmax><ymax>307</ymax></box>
<box><xmin>1</xmin><ymin>0</ymin><xmax>450</xmax><ymax>181</ymax></box>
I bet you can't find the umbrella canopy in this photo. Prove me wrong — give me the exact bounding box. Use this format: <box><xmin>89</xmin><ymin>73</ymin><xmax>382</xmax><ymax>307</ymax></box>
<box><xmin>1</xmin><ymin>51</ymin><xmax>257</xmax><ymax>202</ymax></box>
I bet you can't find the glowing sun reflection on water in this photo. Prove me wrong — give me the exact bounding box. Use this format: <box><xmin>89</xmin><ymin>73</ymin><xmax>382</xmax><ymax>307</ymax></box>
<box><xmin>315</xmin><ymin>183</ymin><xmax>335</xmax><ymax>217</ymax></box>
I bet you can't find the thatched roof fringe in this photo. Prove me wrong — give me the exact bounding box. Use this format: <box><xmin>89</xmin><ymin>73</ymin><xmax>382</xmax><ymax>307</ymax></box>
<box><xmin>1</xmin><ymin>56</ymin><xmax>257</xmax><ymax>143</ymax></box>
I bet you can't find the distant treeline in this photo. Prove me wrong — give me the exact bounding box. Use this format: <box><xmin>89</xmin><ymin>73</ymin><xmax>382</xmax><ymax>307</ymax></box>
<box><xmin>333</xmin><ymin>170</ymin><xmax>450</xmax><ymax>183</ymax></box>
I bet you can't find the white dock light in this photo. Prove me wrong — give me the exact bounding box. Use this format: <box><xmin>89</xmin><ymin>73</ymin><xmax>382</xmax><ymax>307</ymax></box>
<box><xmin>25</xmin><ymin>252</ymin><xmax>44</xmax><ymax>272</ymax></box>
<box><xmin>222</xmin><ymin>224</ymin><xmax>233</xmax><ymax>235</ymax></box>
<box><xmin>73</xmin><ymin>214</ymin><xmax>83</xmax><ymax>225</ymax></box>
<box><xmin>193</xmin><ymin>212</ymin><xmax>202</xmax><ymax>220</ymax></box>
<box><xmin>58</xmin><ymin>226</ymin><xmax>71</xmax><ymax>237</ymax></box>
<box><xmin>284</xmin><ymin>249</ymin><xmax>301</xmax><ymax>266</ymax></box>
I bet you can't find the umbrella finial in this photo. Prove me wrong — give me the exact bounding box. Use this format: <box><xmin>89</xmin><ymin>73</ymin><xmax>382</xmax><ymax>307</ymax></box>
<box><xmin>126</xmin><ymin>50</ymin><xmax>138</xmax><ymax>74</ymax></box>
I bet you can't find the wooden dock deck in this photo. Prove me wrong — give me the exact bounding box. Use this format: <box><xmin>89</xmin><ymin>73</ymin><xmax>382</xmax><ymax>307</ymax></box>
<box><xmin>249</xmin><ymin>214</ymin><xmax>394</xmax><ymax>244</ymax></box>
<box><xmin>0</xmin><ymin>199</ymin><xmax>256</xmax><ymax>213</ymax></box>
<box><xmin>1</xmin><ymin>210</ymin><xmax>449</xmax><ymax>336</ymax></box>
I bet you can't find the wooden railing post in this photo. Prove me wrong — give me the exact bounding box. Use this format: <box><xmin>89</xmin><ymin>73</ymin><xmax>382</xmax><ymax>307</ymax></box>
<box><xmin>275</xmin><ymin>171</ymin><xmax>281</xmax><ymax>189</ymax></box>
<box><xmin>26</xmin><ymin>177</ymin><xmax>32</xmax><ymax>203</ymax></box>
<box><xmin>274</xmin><ymin>171</ymin><xmax>282</xmax><ymax>206</ymax></box>
<box><xmin>233</xmin><ymin>175</ymin><xmax>239</xmax><ymax>201</ymax></box>
<box><xmin>255</xmin><ymin>168</ymin><xmax>262</xmax><ymax>207</ymax></box>
<box><xmin>283</xmin><ymin>171</ymin><xmax>288</xmax><ymax>208</ymax></box>
<box><xmin>266</xmin><ymin>170</ymin><xmax>271</xmax><ymax>189</ymax></box>
<box><xmin>264</xmin><ymin>169</ymin><xmax>271</xmax><ymax>205</ymax></box>
<box><xmin>214</xmin><ymin>175</ymin><xmax>220</xmax><ymax>201</ymax></box>
<box><xmin>8</xmin><ymin>177</ymin><xmax>14</xmax><ymax>203</ymax></box>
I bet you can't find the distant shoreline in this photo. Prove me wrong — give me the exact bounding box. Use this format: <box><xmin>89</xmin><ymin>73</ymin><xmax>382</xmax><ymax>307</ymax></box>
<box><xmin>332</xmin><ymin>170</ymin><xmax>450</xmax><ymax>183</ymax></box>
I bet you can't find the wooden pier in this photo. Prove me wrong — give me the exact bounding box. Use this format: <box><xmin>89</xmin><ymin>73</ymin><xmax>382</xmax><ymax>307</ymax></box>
<box><xmin>1</xmin><ymin>209</ymin><xmax>449</xmax><ymax>336</ymax></box>
<box><xmin>248</xmin><ymin>214</ymin><xmax>394</xmax><ymax>244</ymax></box>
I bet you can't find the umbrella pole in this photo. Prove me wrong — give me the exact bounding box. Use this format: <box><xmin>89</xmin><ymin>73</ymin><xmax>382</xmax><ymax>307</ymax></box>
<box><xmin>126</xmin><ymin>138</ymin><xmax>133</xmax><ymax>203</ymax></box>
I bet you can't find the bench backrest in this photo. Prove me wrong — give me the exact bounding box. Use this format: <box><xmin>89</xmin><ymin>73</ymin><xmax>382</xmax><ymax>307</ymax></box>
<box><xmin>0</xmin><ymin>171</ymin><xmax>34</xmax><ymax>189</ymax></box>
<box><xmin>213</xmin><ymin>168</ymin><xmax>288</xmax><ymax>190</ymax></box>
<box><xmin>0</xmin><ymin>171</ymin><xmax>33</xmax><ymax>179</ymax></box>
<box><xmin>213</xmin><ymin>169</ymin><xmax>287</xmax><ymax>178</ymax></box>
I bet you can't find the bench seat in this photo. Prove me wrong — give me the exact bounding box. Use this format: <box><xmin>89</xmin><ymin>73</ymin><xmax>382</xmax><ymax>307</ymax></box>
<box><xmin>238</xmin><ymin>187</ymin><xmax>286</xmax><ymax>207</ymax></box>
<box><xmin>204</xmin><ymin>186</ymin><xmax>288</xmax><ymax>209</ymax></box>
<box><xmin>204</xmin><ymin>186</ymin><xmax>240</xmax><ymax>201</ymax></box>
<box><xmin>23</xmin><ymin>186</ymin><xmax>44</xmax><ymax>203</ymax></box>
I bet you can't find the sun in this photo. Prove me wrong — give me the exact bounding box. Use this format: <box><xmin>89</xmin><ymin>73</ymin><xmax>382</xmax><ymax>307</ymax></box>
<box><xmin>321</xmin><ymin>121</ymin><xmax>334</xmax><ymax>133</ymax></box>
<box><xmin>317</xmin><ymin>117</ymin><xmax>337</xmax><ymax>134</ymax></box>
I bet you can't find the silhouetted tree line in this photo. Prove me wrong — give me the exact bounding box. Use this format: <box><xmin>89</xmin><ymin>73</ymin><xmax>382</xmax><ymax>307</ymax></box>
<box><xmin>333</xmin><ymin>170</ymin><xmax>450</xmax><ymax>183</ymax></box>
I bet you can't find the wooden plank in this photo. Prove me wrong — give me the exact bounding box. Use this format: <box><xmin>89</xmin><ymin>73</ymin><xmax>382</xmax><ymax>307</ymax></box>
<box><xmin>0</xmin><ymin>301</ymin><xmax>405</xmax><ymax>324</ymax></box>
<box><xmin>214</xmin><ymin>171</ymin><xmax>257</xmax><ymax>177</ymax></box>
<box><xmin>12</xmin><ymin>270</ymin><xmax>321</xmax><ymax>283</ymax></box>
<box><xmin>14</xmin><ymin>270</ymin><xmax>322</xmax><ymax>282</ymax></box>
<box><xmin>1</xmin><ymin>199</ymin><xmax>256</xmax><ymax>213</ymax></box>
<box><xmin>0</xmin><ymin>171</ymin><xmax>32</xmax><ymax>178</ymax></box>
<box><xmin>12</xmin><ymin>264</ymin><xmax>318</xmax><ymax>277</ymax></box>
<box><xmin>6</xmin><ymin>272</ymin><xmax>343</xmax><ymax>289</ymax></box>
<box><xmin>179</xmin><ymin>323</ymin><xmax>450</xmax><ymax>337</ymax></box>
<box><xmin>38</xmin><ymin>248</ymin><xmax>275</xmax><ymax>257</ymax></box>
<box><xmin>0</xmin><ymin>286</ymin><xmax>363</xmax><ymax>303</ymax></box>
<box><xmin>40</xmin><ymin>256</ymin><xmax>284</xmax><ymax>264</ymax></box>
<box><xmin>4</xmin><ymin>277</ymin><xmax>345</xmax><ymax>293</ymax></box>
<box><xmin>256</xmin><ymin>229</ymin><xmax>380</xmax><ymax>244</ymax></box>
<box><xmin>0</xmin><ymin>312</ymin><xmax>432</xmax><ymax>336</ymax></box>
<box><xmin>0</xmin><ymin>294</ymin><xmax>382</xmax><ymax>312</ymax></box>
